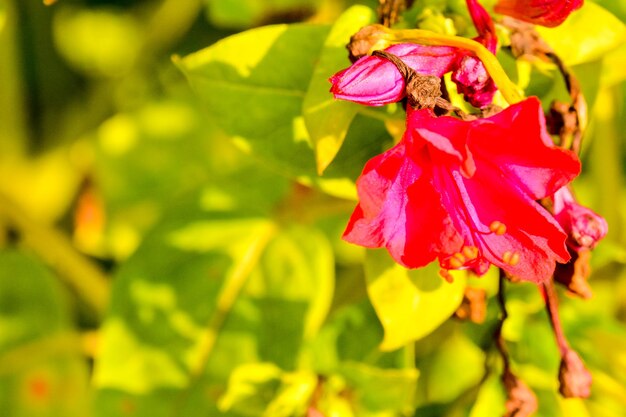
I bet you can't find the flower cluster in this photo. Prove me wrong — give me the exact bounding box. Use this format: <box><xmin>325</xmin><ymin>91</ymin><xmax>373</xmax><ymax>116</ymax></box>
<box><xmin>330</xmin><ymin>0</ymin><xmax>599</xmax><ymax>283</ymax></box>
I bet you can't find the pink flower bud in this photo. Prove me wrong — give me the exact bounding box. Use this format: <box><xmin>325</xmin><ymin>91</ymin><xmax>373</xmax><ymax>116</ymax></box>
<box><xmin>559</xmin><ymin>349</ymin><xmax>592</xmax><ymax>398</ymax></box>
<box><xmin>329</xmin><ymin>43</ymin><xmax>459</xmax><ymax>106</ymax></box>
<box><xmin>553</xmin><ymin>186</ymin><xmax>608</xmax><ymax>251</ymax></box>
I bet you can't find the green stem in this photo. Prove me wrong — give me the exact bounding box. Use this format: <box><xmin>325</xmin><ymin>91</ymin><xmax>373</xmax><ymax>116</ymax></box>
<box><xmin>372</xmin><ymin>26</ymin><xmax>524</xmax><ymax>105</ymax></box>
<box><xmin>0</xmin><ymin>192</ymin><xmax>110</xmax><ymax>319</ymax></box>
<box><xmin>171</xmin><ymin>221</ymin><xmax>277</xmax><ymax>415</ymax></box>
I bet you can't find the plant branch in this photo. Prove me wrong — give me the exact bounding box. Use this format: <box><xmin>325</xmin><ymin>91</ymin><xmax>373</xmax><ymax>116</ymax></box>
<box><xmin>541</xmin><ymin>279</ymin><xmax>570</xmax><ymax>356</ymax></box>
<box><xmin>0</xmin><ymin>191</ymin><xmax>110</xmax><ymax>319</ymax></box>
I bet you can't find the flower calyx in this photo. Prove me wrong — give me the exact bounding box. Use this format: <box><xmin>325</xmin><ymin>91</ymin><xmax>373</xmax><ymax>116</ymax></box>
<box><xmin>559</xmin><ymin>348</ymin><xmax>592</xmax><ymax>398</ymax></box>
<box><xmin>372</xmin><ymin>49</ymin><xmax>442</xmax><ymax>109</ymax></box>
<box><xmin>346</xmin><ymin>24</ymin><xmax>393</xmax><ymax>62</ymax></box>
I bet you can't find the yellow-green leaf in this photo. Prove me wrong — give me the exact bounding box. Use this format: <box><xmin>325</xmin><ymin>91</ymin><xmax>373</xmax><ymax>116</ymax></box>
<box><xmin>302</xmin><ymin>5</ymin><xmax>375</xmax><ymax>174</ymax></box>
<box><xmin>538</xmin><ymin>2</ymin><xmax>626</xmax><ymax>66</ymax></box>
<box><xmin>364</xmin><ymin>249</ymin><xmax>467</xmax><ymax>351</ymax></box>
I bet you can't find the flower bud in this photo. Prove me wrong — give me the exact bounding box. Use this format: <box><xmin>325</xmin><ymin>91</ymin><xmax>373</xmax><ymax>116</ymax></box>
<box><xmin>502</xmin><ymin>371</ymin><xmax>538</xmax><ymax>417</ymax></box>
<box><xmin>330</xmin><ymin>43</ymin><xmax>458</xmax><ymax>106</ymax></box>
<box><xmin>451</xmin><ymin>56</ymin><xmax>497</xmax><ymax>108</ymax></box>
<box><xmin>559</xmin><ymin>349</ymin><xmax>592</xmax><ymax>398</ymax></box>
<box><xmin>553</xmin><ymin>186</ymin><xmax>608</xmax><ymax>251</ymax></box>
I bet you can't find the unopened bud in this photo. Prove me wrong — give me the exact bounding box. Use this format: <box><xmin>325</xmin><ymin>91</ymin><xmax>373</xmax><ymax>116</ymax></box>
<box><xmin>347</xmin><ymin>25</ymin><xmax>392</xmax><ymax>62</ymax></box>
<box><xmin>559</xmin><ymin>349</ymin><xmax>592</xmax><ymax>398</ymax></box>
<box><xmin>553</xmin><ymin>187</ymin><xmax>608</xmax><ymax>251</ymax></box>
<box><xmin>502</xmin><ymin>371</ymin><xmax>538</xmax><ymax>417</ymax></box>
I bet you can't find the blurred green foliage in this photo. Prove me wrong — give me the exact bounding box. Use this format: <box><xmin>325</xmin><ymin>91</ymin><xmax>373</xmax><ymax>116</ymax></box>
<box><xmin>1</xmin><ymin>0</ymin><xmax>626</xmax><ymax>416</ymax></box>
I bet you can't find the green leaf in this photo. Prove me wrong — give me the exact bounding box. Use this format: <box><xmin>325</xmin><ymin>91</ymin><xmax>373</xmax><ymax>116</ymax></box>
<box><xmin>537</xmin><ymin>2</ymin><xmax>626</xmax><ymax>66</ymax></box>
<box><xmin>364</xmin><ymin>249</ymin><xmax>467</xmax><ymax>351</ymax></box>
<box><xmin>218</xmin><ymin>362</ymin><xmax>317</xmax><ymax>417</ymax></box>
<box><xmin>0</xmin><ymin>250</ymin><xmax>90</xmax><ymax>417</ymax></box>
<box><xmin>176</xmin><ymin>24</ymin><xmax>328</xmax><ymax>177</ymax></box>
<box><xmin>204</xmin><ymin>0</ymin><xmax>319</xmax><ymax>29</ymax></box>
<box><xmin>93</xmin><ymin>189</ymin><xmax>335</xmax><ymax>415</ymax></box>
<box><xmin>468</xmin><ymin>375</ymin><xmax>506</xmax><ymax>417</ymax></box>
<box><xmin>338</xmin><ymin>362</ymin><xmax>419</xmax><ymax>413</ymax></box>
<box><xmin>176</xmin><ymin>24</ymin><xmax>391</xmax><ymax>199</ymax></box>
<box><xmin>0</xmin><ymin>1</ymin><xmax>5</xmax><ymax>33</ymax></box>
<box><xmin>418</xmin><ymin>331</ymin><xmax>485</xmax><ymax>403</ymax></box>
<box><xmin>302</xmin><ymin>5</ymin><xmax>375</xmax><ymax>174</ymax></box>
<box><xmin>52</xmin><ymin>7</ymin><xmax>143</xmax><ymax>77</ymax></box>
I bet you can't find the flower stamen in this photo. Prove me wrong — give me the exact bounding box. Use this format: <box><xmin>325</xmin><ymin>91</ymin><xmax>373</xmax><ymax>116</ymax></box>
<box><xmin>462</xmin><ymin>245</ymin><xmax>479</xmax><ymax>260</ymax></box>
<box><xmin>439</xmin><ymin>268</ymin><xmax>455</xmax><ymax>283</ymax></box>
<box><xmin>489</xmin><ymin>220</ymin><xmax>507</xmax><ymax>235</ymax></box>
<box><xmin>502</xmin><ymin>251</ymin><xmax>520</xmax><ymax>266</ymax></box>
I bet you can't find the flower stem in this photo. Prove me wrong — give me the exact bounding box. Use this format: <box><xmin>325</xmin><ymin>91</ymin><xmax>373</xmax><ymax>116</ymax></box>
<box><xmin>0</xmin><ymin>191</ymin><xmax>110</xmax><ymax>319</ymax></box>
<box><xmin>495</xmin><ymin>270</ymin><xmax>511</xmax><ymax>373</ymax></box>
<box><xmin>541</xmin><ymin>279</ymin><xmax>570</xmax><ymax>356</ymax></box>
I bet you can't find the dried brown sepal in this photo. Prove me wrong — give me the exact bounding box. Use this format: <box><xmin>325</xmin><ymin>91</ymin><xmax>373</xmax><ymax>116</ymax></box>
<box><xmin>347</xmin><ymin>25</ymin><xmax>392</xmax><ymax>62</ymax></box>
<box><xmin>554</xmin><ymin>249</ymin><xmax>593</xmax><ymax>299</ymax></box>
<box><xmin>454</xmin><ymin>287</ymin><xmax>487</xmax><ymax>323</ymax></box>
<box><xmin>371</xmin><ymin>50</ymin><xmax>441</xmax><ymax>110</ymax></box>
<box><xmin>547</xmin><ymin>100</ymin><xmax>577</xmax><ymax>137</ymax></box>
<box><xmin>502</xmin><ymin>371</ymin><xmax>539</xmax><ymax>417</ymax></box>
<box><xmin>502</xmin><ymin>17</ymin><xmax>553</xmax><ymax>61</ymax></box>
<box><xmin>378</xmin><ymin>0</ymin><xmax>411</xmax><ymax>27</ymax></box>
<box><xmin>559</xmin><ymin>349</ymin><xmax>592</xmax><ymax>398</ymax></box>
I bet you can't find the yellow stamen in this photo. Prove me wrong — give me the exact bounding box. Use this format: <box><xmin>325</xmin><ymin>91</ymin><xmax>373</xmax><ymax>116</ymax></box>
<box><xmin>439</xmin><ymin>269</ymin><xmax>454</xmax><ymax>283</ymax></box>
<box><xmin>502</xmin><ymin>251</ymin><xmax>513</xmax><ymax>264</ymax></box>
<box><xmin>453</xmin><ymin>252</ymin><xmax>466</xmax><ymax>263</ymax></box>
<box><xmin>462</xmin><ymin>246</ymin><xmax>479</xmax><ymax>260</ymax></box>
<box><xmin>502</xmin><ymin>251</ymin><xmax>520</xmax><ymax>266</ymax></box>
<box><xmin>449</xmin><ymin>255</ymin><xmax>465</xmax><ymax>269</ymax></box>
<box><xmin>489</xmin><ymin>221</ymin><xmax>507</xmax><ymax>236</ymax></box>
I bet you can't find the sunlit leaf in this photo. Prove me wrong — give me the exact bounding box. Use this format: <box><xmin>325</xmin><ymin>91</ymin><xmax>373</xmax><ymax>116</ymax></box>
<box><xmin>218</xmin><ymin>362</ymin><xmax>317</xmax><ymax>417</ymax></box>
<box><xmin>537</xmin><ymin>2</ymin><xmax>626</xmax><ymax>66</ymax></box>
<box><xmin>302</xmin><ymin>5</ymin><xmax>375</xmax><ymax>174</ymax></box>
<box><xmin>364</xmin><ymin>249</ymin><xmax>467</xmax><ymax>351</ymax></box>
<box><xmin>468</xmin><ymin>374</ymin><xmax>506</xmax><ymax>417</ymax></box>
<box><xmin>94</xmin><ymin>189</ymin><xmax>335</xmax><ymax>415</ymax></box>
<box><xmin>53</xmin><ymin>6</ymin><xmax>142</xmax><ymax>77</ymax></box>
<box><xmin>417</xmin><ymin>331</ymin><xmax>485</xmax><ymax>403</ymax></box>
<box><xmin>339</xmin><ymin>362</ymin><xmax>419</xmax><ymax>413</ymax></box>
<box><xmin>177</xmin><ymin>23</ymin><xmax>390</xmax><ymax>199</ymax></box>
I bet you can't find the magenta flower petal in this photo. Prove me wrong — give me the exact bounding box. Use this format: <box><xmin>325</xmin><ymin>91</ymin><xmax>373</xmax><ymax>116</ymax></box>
<box><xmin>467</xmin><ymin>0</ymin><xmax>497</xmax><ymax>53</ymax></box>
<box><xmin>495</xmin><ymin>0</ymin><xmax>584</xmax><ymax>27</ymax></box>
<box><xmin>343</xmin><ymin>98</ymin><xmax>581</xmax><ymax>282</ymax></box>
<box><xmin>330</xmin><ymin>43</ymin><xmax>459</xmax><ymax>106</ymax></box>
<box><xmin>475</xmin><ymin>97</ymin><xmax>581</xmax><ymax>199</ymax></box>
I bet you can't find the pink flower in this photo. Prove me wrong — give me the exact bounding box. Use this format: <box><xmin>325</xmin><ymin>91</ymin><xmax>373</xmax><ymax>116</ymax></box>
<box><xmin>343</xmin><ymin>97</ymin><xmax>581</xmax><ymax>282</ymax></box>
<box><xmin>329</xmin><ymin>43</ymin><xmax>459</xmax><ymax>106</ymax></box>
<box><xmin>451</xmin><ymin>0</ymin><xmax>498</xmax><ymax>108</ymax></box>
<box><xmin>494</xmin><ymin>0</ymin><xmax>583</xmax><ymax>28</ymax></box>
<box><xmin>552</xmin><ymin>186</ymin><xmax>608</xmax><ymax>251</ymax></box>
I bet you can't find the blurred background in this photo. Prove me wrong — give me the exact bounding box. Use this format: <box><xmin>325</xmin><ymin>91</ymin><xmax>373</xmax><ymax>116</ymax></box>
<box><xmin>0</xmin><ymin>0</ymin><xmax>625</xmax><ymax>416</ymax></box>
